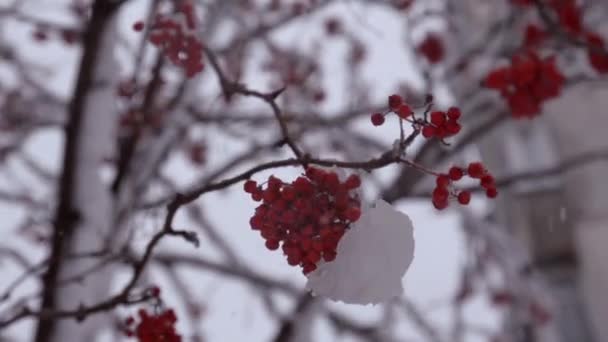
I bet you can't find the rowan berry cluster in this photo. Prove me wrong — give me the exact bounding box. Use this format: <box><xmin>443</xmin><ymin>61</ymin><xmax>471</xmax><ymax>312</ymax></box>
<box><xmin>133</xmin><ymin>1</ymin><xmax>204</xmax><ymax>78</ymax></box>
<box><xmin>124</xmin><ymin>308</ymin><xmax>181</xmax><ymax>342</ymax></box>
<box><xmin>513</xmin><ymin>0</ymin><xmax>608</xmax><ymax>74</ymax></box>
<box><xmin>432</xmin><ymin>162</ymin><xmax>498</xmax><ymax>210</ymax></box>
<box><xmin>484</xmin><ymin>52</ymin><xmax>564</xmax><ymax>118</ymax></box>
<box><xmin>244</xmin><ymin>168</ymin><xmax>362</xmax><ymax>274</ymax></box>
<box><xmin>421</xmin><ymin>107</ymin><xmax>462</xmax><ymax>139</ymax></box>
<box><xmin>371</xmin><ymin>94</ymin><xmax>462</xmax><ymax>141</ymax></box>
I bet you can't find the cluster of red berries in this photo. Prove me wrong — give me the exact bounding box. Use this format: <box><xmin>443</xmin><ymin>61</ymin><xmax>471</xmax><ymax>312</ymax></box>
<box><xmin>133</xmin><ymin>2</ymin><xmax>204</xmax><ymax>78</ymax></box>
<box><xmin>513</xmin><ymin>0</ymin><xmax>608</xmax><ymax>74</ymax></box>
<box><xmin>432</xmin><ymin>162</ymin><xmax>498</xmax><ymax>210</ymax></box>
<box><xmin>417</xmin><ymin>33</ymin><xmax>445</xmax><ymax>64</ymax></box>
<box><xmin>124</xmin><ymin>308</ymin><xmax>181</xmax><ymax>342</ymax></box>
<box><xmin>421</xmin><ymin>107</ymin><xmax>462</xmax><ymax>139</ymax></box>
<box><xmin>370</xmin><ymin>94</ymin><xmax>462</xmax><ymax>140</ymax></box>
<box><xmin>370</xmin><ymin>94</ymin><xmax>413</xmax><ymax>126</ymax></box>
<box><xmin>484</xmin><ymin>51</ymin><xmax>564</xmax><ymax>118</ymax></box>
<box><xmin>244</xmin><ymin>168</ymin><xmax>362</xmax><ymax>274</ymax></box>
<box><xmin>512</xmin><ymin>0</ymin><xmax>581</xmax><ymax>33</ymax></box>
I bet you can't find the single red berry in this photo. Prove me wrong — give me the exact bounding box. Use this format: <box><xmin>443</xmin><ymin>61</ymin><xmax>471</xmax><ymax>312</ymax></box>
<box><xmin>149</xmin><ymin>286</ymin><xmax>161</xmax><ymax>297</ymax></box>
<box><xmin>436</xmin><ymin>174</ymin><xmax>450</xmax><ymax>188</ymax></box>
<box><xmin>418</xmin><ymin>33</ymin><xmax>444</xmax><ymax>64</ymax></box>
<box><xmin>432</xmin><ymin>186</ymin><xmax>449</xmax><ymax>201</ymax></box>
<box><xmin>480</xmin><ymin>174</ymin><xmax>495</xmax><ymax>188</ymax></box>
<box><xmin>251</xmin><ymin>191</ymin><xmax>263</xmax><ymax>202</ymax></box>
<box><xmin>447</xmin><ymin>107</ymin><xmax>461</xmax><ymax>120</ymax></box>
<box><xmin>445</xmin><ymin>120</ymin><xmax>461</xmax><ymax>135</ymax></box>
<box><xmin>448</xmin><ymin>166</ymin><xmax>463</xmax><ymax>181</ymax></box>
<box><xmin>388</xmin><ymin>94</ymin><xmax>403</xmax><ymax>110</ymax></box>
<box><xmin>457</xmin><ymin>191</ymin><xmax>471</xmax><ymax>205</ymax></box>
<box><xmin>303</xmin><ymin>262</ymin><xmax>317</xmax><ymax>274</ymax></box>
<box><xmin>432</xmin><ymin>196</ymin><xmax>449</xmax><ymax>210</ymax></box>
<box><xmin>244</xmin><ymin>180</ymin><xmax>257</xmax><ymax>193</ymax></box>
<box><xmin>421</xmin><ymin>125</ymin><xmax>436</xmax><ymax>138</ymax></box>
<box><xmin>371</xmin><ymin>112</ymin><xmax>385</xmax><ymax>126</ymax></box>
<box><xmin>430</xmin><ymin>111</ymin><xmax>446</xmax><ymax>126</ymax></box>
<box><xmin>281</xmin><ymin>186</ymin><xmax>296</xmax><ymax>200</ymax></box>
<box><xmin>265</xmin><ymin>239</ymin><xmax>280</xmax><ymax>250</ymax></box>
<box><xmin>484</xmin><ymin>67</ymin><xmax>511</xmax><ymax>89</ymax></box>
<box><xmin>133</xmin><ymin>21</ymin><xmax>145</xmax><ymax>32</ymax></box>
<box><xmin>396</xmin><ymin>104</ymin><xmax>413</xmax><ymax>119</ymax></box>
<box><xmin>486</xmin><ymin>187</ymin><xmax>498</xmax><ymax>198</ymax></box>
<box><xmin>323</xmin><ymin>250</ymin><xmax>337</xmax><ymax>262</ymax></box>
<box><xmin>467</xmin><ymin>162</ymin><xmax>485</xmax><ymax>178</ymax></box>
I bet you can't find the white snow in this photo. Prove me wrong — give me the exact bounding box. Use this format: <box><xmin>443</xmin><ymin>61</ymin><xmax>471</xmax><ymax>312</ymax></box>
<box><xmin>306</xmin><ymin>199</ymin><xmax>415</xmax><ymax>305</ymax></box>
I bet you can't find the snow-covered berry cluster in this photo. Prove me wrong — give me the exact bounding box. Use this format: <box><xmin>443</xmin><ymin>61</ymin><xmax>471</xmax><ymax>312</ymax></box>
<box><xmin>432</xmin><ymin>162</ymin><xmax>498</xmax><ymax>210</ymax></box>
<box><xmin>245</xmin><ymin>168</ymin><xmax>362</xmax><ymax>274</ymax></box>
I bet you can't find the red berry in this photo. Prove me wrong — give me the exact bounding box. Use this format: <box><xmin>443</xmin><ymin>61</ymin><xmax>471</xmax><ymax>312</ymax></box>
<box><xmin>396</xmin><ymin>104</ymin><xmax>413</xmax><ymax>119</ymax></box>
<box><xmin>306</xmin><ymin>250</ymin><xmax>321</xmax><ymax>263</ymax></box>
<box><xmin>149</xmin><ymin>286</ymin><xmax>161</xmax><ymax>297</ymax></box>
<box><xmin>265</xmin><ymin>239</ymin><xmax>280</xmax><ymax>250</ymax></box>
<box><xmin>302</xmin><ymin>262</ymin><xmax>317</xmax><ymax>274</ymax></box>
<box><xmin>467</xmin><ymin>162</ymin><xmax>485</xmax><ymax>178</ymax></box>
<box><xmin>486</xmin><ymin>187</ymin><xmax>498</xmax><ymax>198</ymax></box>
<box><xmin>421</xmin><ymin>125</ymin><xmax>436</xmax><ymax>138</ymax></box>
<box><xmin>445</xmin><ymin>121</ymin><xmax>461</xmax><ymax>135</ymax></box>
<box><xmin>323</xmin><ymin>250</ymin><xmax>337</xmax><ymax>262</ymax></box>
<box><xmin>430</xmin><ymin>111</ymin><xmax>446</xmax><ymax>126</ymax></box>
<box><xmin>388</xmin><ymin>94</ymin><xmax>403</xmax><ymax>110</ymax></box>
<box><xmin>432</xmin><ymin>196</ymin><xmax>449</xmax><ymax>210</ymax></box>
<box><xmin>432</xmin><ymin>186</ymin><xmax>449</xmax><ymax>201</ymax></box>
<box><xmin>448</xmin><ymin>166</ymin><xmax>463</xmax><ymax>180</ymax></box>
<box><xmin>371</xmin><ymin>112</ymin><xmax>385</xmax><ymax>126</ymax></box>
<box><xmin>133</xmin><ymin>21</ymin><xmax>145</xmax><ymax>32</ymax></box>
<box><xmin>418</xmin><ymin>33</ymin><xmax>444</xmax><ymax>64</ymax></box>
<box><xmin>447</xmin><ymin>107</ymin><xmax>461</xmax><ymax>120</ymax></box>
<box><xmin>251</xmin><ymin>191</ymin><xmax>263</xmax><ymax>202</ymax></box>
<box><xmin>281</xmin><ymin>186</ymin><xmax>296</xmax><ymax>200</ymax></box>
<box><xmin>457</xmin><ymin>191</ymin><xmax>471</xmax><ymax>205</ymax></box>
<box><xmin>436</xmin><ymin>174</ymin><xmax>450</xmax><ymax>187</ymax></box>
<box><xmin>244</xmin><ymin>180</ymin><xmax>257</xmax><ymax>193</ymax></box>
<box><xmin>480</xmin><ymin>174</ymin><xmax>495</xmax><ymax>188</ymax></box>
